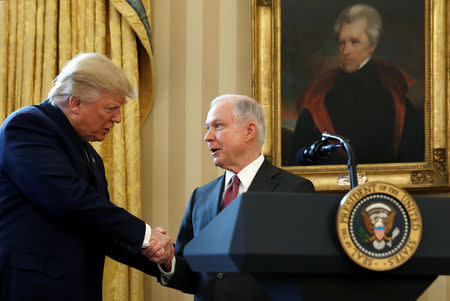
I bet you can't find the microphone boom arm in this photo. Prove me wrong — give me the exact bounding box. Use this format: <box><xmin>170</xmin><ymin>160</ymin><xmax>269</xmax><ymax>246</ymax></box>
<box><xmin>321</xmin><ymin>132</ymin><xmax>358</xmax><ymax>189</ymax></box>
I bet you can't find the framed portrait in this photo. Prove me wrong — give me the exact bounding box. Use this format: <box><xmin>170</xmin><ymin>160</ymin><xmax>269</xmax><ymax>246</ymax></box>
<box><xmin>252</xmin><ymin>0</ymin><xmax>449</xmax><ymax>191</ymax></box>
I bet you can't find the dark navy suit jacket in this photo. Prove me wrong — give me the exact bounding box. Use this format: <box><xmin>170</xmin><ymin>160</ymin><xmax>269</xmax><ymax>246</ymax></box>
<box><xmin>0</xmin><ymin>99</ymin><xmax>158</xmax><ymax>300</ymax></box>
<box><xmin>163</xmin><ymin>159</ymin><xmax>315</xmax><ymax>301</ymax></box>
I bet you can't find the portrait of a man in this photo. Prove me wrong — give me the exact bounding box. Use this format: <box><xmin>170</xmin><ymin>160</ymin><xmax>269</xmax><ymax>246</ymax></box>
<box><xmin>281</xmin><ymin>2</ymin><xmax>425</xmax><ymax>166</ymax></box>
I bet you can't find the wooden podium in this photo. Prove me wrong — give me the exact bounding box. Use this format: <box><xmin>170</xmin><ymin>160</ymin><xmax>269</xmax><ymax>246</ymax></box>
<box><xmin>183</xmin><ymin>192</ymin><xmax>450</xmax><ymax>300</ymax></box>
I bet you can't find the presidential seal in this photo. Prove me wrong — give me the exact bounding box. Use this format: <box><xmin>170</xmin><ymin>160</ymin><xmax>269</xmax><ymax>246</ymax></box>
<box><xmin>336</xmin><ymin>182</ymin><xmax>422</xmax><ymax>271</ymax></box>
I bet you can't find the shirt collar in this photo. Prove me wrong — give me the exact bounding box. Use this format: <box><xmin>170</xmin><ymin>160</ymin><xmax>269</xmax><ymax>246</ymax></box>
<box><xmin>339</xmin><ymin>55</ymin><xmax>372</xmax><ymax>71</ymax></box>
<box><xmin>358</xmin><ymin>56</ymin><xmax>371</xmax><ymax>69</ymax></box>
<box><xmin>224</xmin><ymin>154</ymin><xmax>265</xmax><ymax>190</ymax></box>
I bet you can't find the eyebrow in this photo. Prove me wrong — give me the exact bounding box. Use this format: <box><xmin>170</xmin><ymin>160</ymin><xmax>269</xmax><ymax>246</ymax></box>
<box><xmin>106</xmin><ymin>104</ymin><xmax>121</xmax><ymax>108</ymax></box>
<box><xmin>205</xmin><ymin>118</ymin><xmax>222</xmax><ymax>127</ymax></box>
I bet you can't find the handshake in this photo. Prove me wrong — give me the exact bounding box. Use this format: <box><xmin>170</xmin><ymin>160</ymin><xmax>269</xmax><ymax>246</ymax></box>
<box><xmin>141</xmin><ymin>227</ymin><xmax>175</xmax><ymax>271</ymax></box>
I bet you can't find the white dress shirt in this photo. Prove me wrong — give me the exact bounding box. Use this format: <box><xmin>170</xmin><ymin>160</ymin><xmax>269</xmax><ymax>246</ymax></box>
<box><xmin>142</xmin><ymin>224</ymin><xmax>151</xmax><ymax>248</ymax></box>
<box><xmin>160</xmin><ymin>154</ymin><xmax>265</xmax><ymax>280</ymax></box>
<box><xmin>222</xmin><ymin>154</ymin><xmax>265</xmax><ymax>203</ymax></box>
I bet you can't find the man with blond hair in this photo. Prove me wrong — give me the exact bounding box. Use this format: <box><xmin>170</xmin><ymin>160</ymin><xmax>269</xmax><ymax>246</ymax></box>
<box><xmin>0</xmin><ymin>53</ymin><xmax>173</xmax><ymax>300</ymax></box>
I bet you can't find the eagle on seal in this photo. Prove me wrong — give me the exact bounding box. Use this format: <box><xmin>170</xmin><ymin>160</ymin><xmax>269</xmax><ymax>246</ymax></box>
<box><xmin>362</xmin><ymin>209</ymin><xmax>396</xmax><ymax>243</ymax></box>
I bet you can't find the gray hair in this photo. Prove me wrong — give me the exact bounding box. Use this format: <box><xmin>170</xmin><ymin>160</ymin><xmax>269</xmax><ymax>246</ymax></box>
<box><xmin>333</xmin><ymin>4</ymin><xmax>383</xmax><ymax>47</ymax></box>
<box><xmin>211</xmin><ymin>94</ymin><xmax>266</xmax><ymax>147</ymax></box>
<box><xmin>48</xmin><ymin>53</ymin><xmax>136</xmax><ymax>106</ymax></box>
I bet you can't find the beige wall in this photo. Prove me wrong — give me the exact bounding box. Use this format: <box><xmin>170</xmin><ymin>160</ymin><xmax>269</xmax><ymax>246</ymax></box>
<box><xmin>141</xmin><ymin>0</ymin><xmax>251</xmax><ymax>300</ymax></box>
<box><xmin>141</xmin><ymin>0</ymin><xmax>449</xmax><ymax>300</ymax></box>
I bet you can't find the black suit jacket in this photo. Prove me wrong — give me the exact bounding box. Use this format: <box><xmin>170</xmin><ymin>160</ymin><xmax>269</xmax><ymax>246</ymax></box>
<box><xmin>0</xmin><ymin>99</ymin><xmax>158</xmax><ymax>300</ymax></box>
<box><xmin>163</xmin><ymin>159</ymin><xmax>315</xmax><ymax>301</ymax></box>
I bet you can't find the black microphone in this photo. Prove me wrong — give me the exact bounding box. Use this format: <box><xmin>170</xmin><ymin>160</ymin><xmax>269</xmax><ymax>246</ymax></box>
<box><xmin>296</xmin><ymin>140</ymin><xmax>341</xmax><ymax>165</ymax></box>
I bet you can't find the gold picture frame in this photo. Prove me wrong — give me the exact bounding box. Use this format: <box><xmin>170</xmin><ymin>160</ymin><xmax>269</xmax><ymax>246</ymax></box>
<box><xmin>252</xmin><ymin>0</ymin><xmax>449</xmax><ymax>191</ymax></box>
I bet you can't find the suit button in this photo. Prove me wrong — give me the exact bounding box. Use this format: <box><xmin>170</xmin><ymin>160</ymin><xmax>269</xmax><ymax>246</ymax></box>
<box><xmin>217</xmin><ymin>273</ymin><xmax>224</xmax><ymax>279</ymax></box>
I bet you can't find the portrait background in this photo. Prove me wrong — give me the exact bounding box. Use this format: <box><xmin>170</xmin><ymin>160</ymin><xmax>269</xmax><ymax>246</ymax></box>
<box><xmin>281</xmin><ymin>0</ymin><xmax>425</xmax><ymax>162</ymax></box>
<box><xmin>252</xmin><ymin>0</ymin><xmax>449</xmax><ymax>191</ymax></box>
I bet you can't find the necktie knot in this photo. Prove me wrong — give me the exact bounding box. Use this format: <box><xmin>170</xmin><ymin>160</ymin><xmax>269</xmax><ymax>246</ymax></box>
<box><xmin>221</xmin><ymin>175</ymin><xmax>240</xmax><ymax>210</ymax></box>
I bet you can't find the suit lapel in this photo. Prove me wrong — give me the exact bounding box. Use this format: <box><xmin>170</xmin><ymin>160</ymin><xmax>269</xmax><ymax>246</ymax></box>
<box><xmin>204</xmin><ymin>160</ymin><xmax>278</xmax><ymax>221</ymax></box>
<box><xmin>207</xmin><ymin>175</ymin><xmax>226</xmax><ymax>220</ymax></box>
<box><xmin>248</xmin><ymin>159</ymin><xmax>280</xmax><ymax>192</ymax></box>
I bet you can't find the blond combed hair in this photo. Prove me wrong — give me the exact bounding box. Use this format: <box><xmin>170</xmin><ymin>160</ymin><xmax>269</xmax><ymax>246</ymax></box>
<box><xmin>48</xmin><ymin>53</ymin><xmax>136</xmax><ymax>106</ymax></box>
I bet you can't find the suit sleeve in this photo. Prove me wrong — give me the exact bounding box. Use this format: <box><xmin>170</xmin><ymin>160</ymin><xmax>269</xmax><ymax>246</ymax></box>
<box><xmin>0</xmin><ymin>109</ymin><xmax>145</xmax><ymax>253</ymax></box>
<box><xmin>293</xmin><ymin>176</ymin><xmax>315</xmax><ymax>193</ymax></box>
<box><xmin>275</xmin><ymin>168</ymin><xmax>316</xmax><ymax>194</ymax></box>
<box><xmin>158</xmin><ymin>188</ymin><xmax>198</xmax><ymax>294</ymax></box>
<box><xmin>104</xmin><ymin>241</ymin><xmax>160</xmax><ymax>276</ymax></box>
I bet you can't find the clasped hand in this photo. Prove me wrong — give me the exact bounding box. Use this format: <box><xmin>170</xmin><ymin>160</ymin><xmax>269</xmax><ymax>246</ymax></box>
<box><xmin>141</xmin><ymin>227</ymin><xmax>174</xmax><ymax>269</ymax></box>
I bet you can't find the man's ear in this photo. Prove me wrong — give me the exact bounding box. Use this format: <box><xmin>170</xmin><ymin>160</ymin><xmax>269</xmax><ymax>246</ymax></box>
<box><xmin>369</xmin><ymin>44</ymin><xmax>376</xmax><ymax>56</ymax></box>
<box><xmin>246</xmin><ymin>122</ymin><xmax>258</xmax><ymax>141</ymax></box>
<box><xmin>68</xmin><ymin>95</ymin><xmax>81</xmax><ymax>114</ymax></box>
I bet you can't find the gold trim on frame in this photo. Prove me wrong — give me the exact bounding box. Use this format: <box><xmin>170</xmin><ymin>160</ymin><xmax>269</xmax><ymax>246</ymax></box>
<box><xmin>252</xmin><ymin>0</ymin><xmax>449</xmax><ymax>191</ymax></box>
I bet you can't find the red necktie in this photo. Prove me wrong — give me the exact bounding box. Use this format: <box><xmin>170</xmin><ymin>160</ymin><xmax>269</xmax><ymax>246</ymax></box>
<box><xmin>221</xmin><ymin>175</ymin><xmax>240</xmax><ymax>210</ymax></box>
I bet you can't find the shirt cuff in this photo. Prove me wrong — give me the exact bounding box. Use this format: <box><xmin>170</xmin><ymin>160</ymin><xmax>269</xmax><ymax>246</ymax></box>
<box><xmin>141</xmin><ymin>223</ymin><xmax>152</xmax><ymax>248</ymax></box>
<box><xmin>159</xmin><ymin>256</ymin><xmax>176</xmax><ymax>284</ymax></box>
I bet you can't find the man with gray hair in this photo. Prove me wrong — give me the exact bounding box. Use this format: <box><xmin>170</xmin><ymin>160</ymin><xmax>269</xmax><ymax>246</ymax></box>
<box><xmin>0</xmin><ymin>53</ymin><xmax>173</xmax><ymax>300</ymax></box>
<box><xmin>292</xmin><ymin>3</ymin><xmax>423</xmax><ymax>165</ymax></box>
<box><xmin>155</xmin><ymin>94</ymin><xmax>315</xmax><ymax>300</ymax></box>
